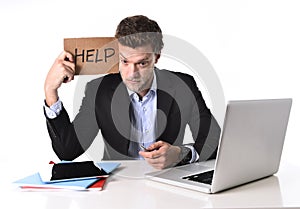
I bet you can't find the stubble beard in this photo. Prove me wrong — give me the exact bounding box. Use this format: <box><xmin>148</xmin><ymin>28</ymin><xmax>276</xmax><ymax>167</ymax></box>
<box><xmin>125</xmin><ymin>72</ymin><xmax>153</xmax><ymax>95</ymax></box>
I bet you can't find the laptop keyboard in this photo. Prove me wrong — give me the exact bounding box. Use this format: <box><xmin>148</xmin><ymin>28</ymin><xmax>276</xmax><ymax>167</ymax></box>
<box><xmin>182</xmin><ymin>170</ymin><xmax>214</xmax><ymax>185</ymax></box>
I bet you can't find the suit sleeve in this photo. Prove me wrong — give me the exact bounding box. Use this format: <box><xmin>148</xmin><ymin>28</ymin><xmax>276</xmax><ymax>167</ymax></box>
<box><xmin>185</xmin><ymin>75</ymin><xmax>221</xmax><ymax>161</ymax></box>
<box><xmin>44</xmin><ymin>78</ymin><xmax>101</xmax><ymax>160</ymax></box>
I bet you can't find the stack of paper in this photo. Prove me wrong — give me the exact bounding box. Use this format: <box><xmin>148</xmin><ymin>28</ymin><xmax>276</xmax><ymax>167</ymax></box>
<box><xmin>13</xmin><ymin>161</ymin><xmax>120</xmax><ymax>191</ymax></box>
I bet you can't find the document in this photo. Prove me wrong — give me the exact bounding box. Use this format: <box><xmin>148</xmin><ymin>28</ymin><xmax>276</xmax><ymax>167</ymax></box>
<box><xmin>13</xmin><ymin>161</ymin><xmax>120</xmax><ymax>191</ymax></box>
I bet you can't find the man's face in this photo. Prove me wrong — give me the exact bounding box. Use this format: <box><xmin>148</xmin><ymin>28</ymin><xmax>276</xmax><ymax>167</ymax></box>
<box><xmin>118</xmin><ymin>43</ymin><xmax>159</xmax><ymax>97</ymax></box>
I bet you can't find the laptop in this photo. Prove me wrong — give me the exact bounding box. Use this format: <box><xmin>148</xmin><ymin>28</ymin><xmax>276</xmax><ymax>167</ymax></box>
<box><xmin>145</xmin><ymin>98</ymin><xmax>292</xmax><ymax>193</ymax></box>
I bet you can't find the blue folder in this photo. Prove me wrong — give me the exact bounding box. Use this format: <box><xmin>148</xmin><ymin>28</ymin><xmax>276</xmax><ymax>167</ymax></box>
<box><xmin>13</xmin><ymin>161</ymin><xmax>121</xmax><ymax>190</ymax></box>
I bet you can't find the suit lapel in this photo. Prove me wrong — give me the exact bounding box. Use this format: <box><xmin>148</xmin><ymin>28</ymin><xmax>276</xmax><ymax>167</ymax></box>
<box><xmin>155</xmin><ymin>69</ymin><xmax>176</xmax><ymax>140</ymax></box>
<box><xmin>109</xmin><ymin>75</ymin><xmax>132</xmax><ymax>156</ymax></box>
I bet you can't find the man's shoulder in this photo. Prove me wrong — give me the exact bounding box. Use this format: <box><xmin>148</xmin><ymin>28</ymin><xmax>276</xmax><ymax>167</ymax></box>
<box><xmin>82</xmin><ymin>73</ymin><xmax>122</xmax><ymax>96</ymax></box>
<box><xmin>87</xmin><ymin>73</ymin><xmax>122</xmax><ymax>86</ymax></box>
<box><xmin>157</xmin><ymin>68</ymin><xmax>193</xmax><ymax>77</ymax></box>
<box><xmin>156</xmin><ymin>68</ymin><xmax>195</xmax><ymax>85</ymax></box>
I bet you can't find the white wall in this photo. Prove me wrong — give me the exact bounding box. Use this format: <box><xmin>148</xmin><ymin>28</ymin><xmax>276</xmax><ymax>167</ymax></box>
<box><xmin>0</xmin><ymin>0</ymin><xmax>299</xmax><ymax>177</ymax></box>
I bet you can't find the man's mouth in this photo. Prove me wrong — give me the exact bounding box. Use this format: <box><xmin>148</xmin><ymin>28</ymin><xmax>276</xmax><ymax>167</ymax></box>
<box><xmin>127</xmin><ymin>79</ymin><xmax>141</xmax><ymax>84</ymax></box>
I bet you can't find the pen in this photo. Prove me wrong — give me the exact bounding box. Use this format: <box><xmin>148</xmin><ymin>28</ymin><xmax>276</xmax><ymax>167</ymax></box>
<box><xmin>140</xmin><ymin>145</ymin><xmax>149</xmax><ymax>152</ymax></box>
<box><xmin>140</xmin><ymin>145</ymin><xmax>158</xmax><ymax>152</ymax></box>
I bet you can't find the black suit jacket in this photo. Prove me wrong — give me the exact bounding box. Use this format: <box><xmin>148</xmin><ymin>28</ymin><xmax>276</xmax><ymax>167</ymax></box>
<box><xmin>45</xmin><ymin>68</ymin><xmax>221</xmax><ymax>161</ymax></box>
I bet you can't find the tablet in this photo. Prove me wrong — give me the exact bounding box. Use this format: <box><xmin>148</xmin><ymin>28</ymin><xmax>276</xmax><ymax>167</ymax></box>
<box><xmin>40</xmin><ymin>161</ymin><xmax>108</xmax><ymax>183</ymax></box>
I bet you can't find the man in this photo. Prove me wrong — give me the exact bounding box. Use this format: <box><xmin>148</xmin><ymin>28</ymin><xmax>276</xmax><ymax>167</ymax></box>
<box><xmin>44</xmin><ymin>15</ymin><xmax>220</xmax><ymax>169</ymax></box>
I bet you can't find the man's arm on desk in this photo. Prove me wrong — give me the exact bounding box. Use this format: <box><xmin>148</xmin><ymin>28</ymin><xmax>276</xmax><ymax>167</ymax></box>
<box><xmin>139</xmin><ymin>141</ymin><xmax>199</xmax><ymax>169</ymax></box>
<box><xmin>185</xmin><ymin>73</ymin><xmax>221</xmax><ymax>162</ymax></box>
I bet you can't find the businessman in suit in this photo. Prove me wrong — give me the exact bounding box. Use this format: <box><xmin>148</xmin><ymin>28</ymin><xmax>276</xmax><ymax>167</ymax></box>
<box><xmin>44</xmin><ymin>15</ymin><xmax>220</xmax><ymax>169</ymax></box>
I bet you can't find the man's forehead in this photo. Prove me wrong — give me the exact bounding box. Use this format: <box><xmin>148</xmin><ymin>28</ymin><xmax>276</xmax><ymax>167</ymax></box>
<box><xmin>119</xmin><ymin>52</ymin><xmax>153</xmax><ymax>61</ymax></box>
<box><xmin>118</xmin><ymin>43</ymin><xmax>154</xmax><ymax>59</ymax></box>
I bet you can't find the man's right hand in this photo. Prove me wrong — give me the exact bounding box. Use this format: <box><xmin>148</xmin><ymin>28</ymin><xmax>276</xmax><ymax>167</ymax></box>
<box><xmin>44</xmin><ymin>51</ymin><xmax>75</xmax><ymax>106</ymax></box>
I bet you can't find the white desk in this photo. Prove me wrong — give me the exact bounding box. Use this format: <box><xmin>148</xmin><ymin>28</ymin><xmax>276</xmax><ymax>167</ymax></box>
<box><xmin>2</xmin><ymin>160</ymin><xmax>300</xmax><ymax>209</ymax></box>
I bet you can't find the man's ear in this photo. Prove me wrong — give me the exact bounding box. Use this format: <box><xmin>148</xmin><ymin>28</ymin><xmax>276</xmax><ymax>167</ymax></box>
<box><xmin>155</xmin><ymin>54</ymin><xmax>161</xmax><ymax>63</ymax></box>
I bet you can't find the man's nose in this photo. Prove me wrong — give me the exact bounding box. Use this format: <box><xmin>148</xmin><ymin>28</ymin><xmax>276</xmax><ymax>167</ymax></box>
<box><xmin>127</xmin><ymin>64</ymin><xmax>139</xmax><ymax>76</ymax></box>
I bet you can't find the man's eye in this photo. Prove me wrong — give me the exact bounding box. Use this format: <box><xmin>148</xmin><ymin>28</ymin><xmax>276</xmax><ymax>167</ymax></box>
<box><xmin>121</xmin><ymin>60</ymin><xmax>128</xmax><ymax>64</ymax></box>
<box><xmin>139</xmin><ymin>61</ymin><xmax>148</xmax><ymax>67</ymax></box>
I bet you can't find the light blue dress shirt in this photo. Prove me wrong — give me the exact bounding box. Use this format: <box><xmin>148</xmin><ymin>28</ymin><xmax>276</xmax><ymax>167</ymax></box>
<box><xmin>126</xmin><ymin>74</ymin><xmax>157</xmax><ymax>159</ymax></box>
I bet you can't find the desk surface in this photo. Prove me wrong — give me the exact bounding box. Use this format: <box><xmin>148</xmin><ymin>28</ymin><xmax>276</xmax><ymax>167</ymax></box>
<box><xmin>2</xmin><ymin>160</ymin><xmax>300</xmax><ymax>209</ymax></box>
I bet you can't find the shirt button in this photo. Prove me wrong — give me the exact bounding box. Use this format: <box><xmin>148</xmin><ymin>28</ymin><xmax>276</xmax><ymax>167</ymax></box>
<box><xmin>145</xmin><ymin>129</ymin><xmax>149</xmax><ymax>134</ymax></box>
<box><xmin>143</xmin><ymin>107</ymin><xmax>147</xmax><ymax>112</ymax></box>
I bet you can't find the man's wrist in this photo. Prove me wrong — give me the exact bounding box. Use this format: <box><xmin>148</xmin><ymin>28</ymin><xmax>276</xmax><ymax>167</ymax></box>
<box><xmin>44</xmin><ymin>99</ymin><xmax>62</xmax><ymax>119</ymax></box>
<box><xmin>45</xmin><ymin>88</ymin><xmax>59</xmax><ymax>106</ymax></box>
<box><xmin>177</xmin><ymin>146</ymin><xmax>192</xmax><ymax>165</ymax></box>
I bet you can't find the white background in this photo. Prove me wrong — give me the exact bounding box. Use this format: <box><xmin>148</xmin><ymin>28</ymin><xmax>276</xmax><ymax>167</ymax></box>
<box><xmin>0</xmin><ymin>0</ymin><xmax>299</xmax><ymax>184</ymax></box>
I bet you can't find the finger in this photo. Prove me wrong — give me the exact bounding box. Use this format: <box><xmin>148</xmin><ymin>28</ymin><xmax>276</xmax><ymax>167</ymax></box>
<box><xmin>60</xmin><ymin>62</ymin><xmax>75</xmax><ymax>82</ymax></box>
<box><xmin>65</xmin><ymin>51</ymin><xmax>74</xmax><ymax>62</ymax></box>
<box><xmin>139</xmin><ymin>150</ymin><xmax>163</xmax><ymax>159</ymax></box>
<box><xmin>58</xmin><ymin>51</ymin><xmax>74</xmax><ymax>62</ymax></box>
<box><xmin>63</xmin><ymin>61</ymin><xmax>75</xmax><ymax>74</ymax></box>
<box><xmin>145</xmin><ymin>157</ymin><xmax>167</xmax><ymax>170</ymax></box>
<box><xmin>145</xmin><ymin>156</ymin><xmax>163</xmax><ymax>165</ymax></box>
<box><xmin>57</xmin><ymin>64</ymin><xmax>72</xmax><ymax>82</ymax></box>
<box><xmin>139</xmin><ymin>150</ymin><xmax>158</xmax><ymax>158</ymax></box>
<box><xmin>62</xmin><ymin>71</ymin><xmax>74</xmax><ymax>83</ymax></box>
<box><xmin>139</xmin><ymin>150</ymin><xmax>154</xmax><ymax>158</ymax></box>
<box><xmin>147</xmin><ymin>141</ymin><xmax>165</xmax><ymax>151</ymax></box>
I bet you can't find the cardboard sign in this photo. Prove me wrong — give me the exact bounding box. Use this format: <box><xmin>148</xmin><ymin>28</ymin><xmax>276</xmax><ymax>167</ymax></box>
<box><xmin>64</xmin><ymin>37</ymin><xmax>119</xmax><ymax>75</ymax></box>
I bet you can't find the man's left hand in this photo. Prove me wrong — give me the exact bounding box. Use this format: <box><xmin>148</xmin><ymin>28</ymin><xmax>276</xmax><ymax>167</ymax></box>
<box><xmin>139</xmin><ymin>141</ymin><xmax>181</xmax><ymax>169</ymax></box>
